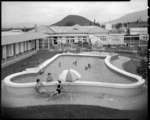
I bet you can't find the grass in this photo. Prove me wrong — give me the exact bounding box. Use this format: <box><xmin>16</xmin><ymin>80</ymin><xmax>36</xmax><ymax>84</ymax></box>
<box><xmin>2</xmin><ymin>105</ymin><xmax>147</xmax><ymax>119</ymax></box>
<box><xmin>118</xmin><ymin>53</ymin><xmax>142</xmax><ymax>76</ymax></box>
<box><xmin>123</xmin><ymin>59</ymin><xmax>141</xmax><ymax>75</ymax></box>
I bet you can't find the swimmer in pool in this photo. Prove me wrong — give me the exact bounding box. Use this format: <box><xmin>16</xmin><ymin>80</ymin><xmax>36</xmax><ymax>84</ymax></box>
<box><xmin>88</xmin><ymin>63</ymin><xmax>91</xmax><ymax>68</ymax></box>
<box><xmin>85</xmin><ymin>66</ymin><xmax>88</xmax><ymax>70</ymax></box>
<box><xmin>75</xmin><ymin>61</ymin><xmax>77</xmax><ymax>66</ymax></box>
<box><xmin>46</xmin><ymin>73</ymin><xmax>53</xmax><ymax>82</ymax></box>
<box><xmin>59</xmin><ymin>62</ymin><xmax>61</xmax><ymax>67</ymax></box>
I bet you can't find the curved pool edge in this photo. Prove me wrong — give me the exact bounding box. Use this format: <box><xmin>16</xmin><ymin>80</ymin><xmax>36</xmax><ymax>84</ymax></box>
<box><xmin>3</xmin><ymin>53</ymin><xmax>145</xmax><ymax>97</ymax></box>
<box><xmin>104</xmin><ymin>54</ymin><xmax>145</xmax><ymax>88</ymax></box>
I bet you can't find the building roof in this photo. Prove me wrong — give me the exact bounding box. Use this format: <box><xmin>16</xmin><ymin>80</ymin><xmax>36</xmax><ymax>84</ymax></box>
<box><xmin>47</xmin><ymin>33</ymin><xmax>89</xmax><ymax>37</ymax></box>
<box><xmin>49</xmin><ymin>26</ymin><xmax>108</xmax><ymax>34</ymax></box>
<box><xmin>10</xmin><ymin>30</ymin><xmax>23</xmax><ymax>32</ymax></box>
<box><xmin>28</xmin><ymin>25</ymin><xmax>55</xmax><ymax>34</ymax></box>
<box><xmin>2</xmin><ymin>31</ymin><xmax>24</xmax><ymax>36</ymax></box>
<box><xmin>2</xmin><ymin>32</ymin><xmax>50</xmax><ymax>45</ymax></box>
<box><xmin>128</xmin><ymin>23</ymin><xmax>149</xmax><ymax>28</ymax></box>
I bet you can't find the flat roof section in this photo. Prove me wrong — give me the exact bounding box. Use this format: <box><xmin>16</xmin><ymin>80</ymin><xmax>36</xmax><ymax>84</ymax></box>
<box><xmin>2</xmin><ymin>32</ymin><xmax>50</xmax><ymax>45</ymax></box>
<box><xmin>49</xmin><ymin>26</ymin><xmax>108</xmax><ymax>34</ymax></box>
<box><xmin>28</xmin><ymin>25</ymin><xmax>55</xmax><ymax>34</ymax></box>
<box><xmin>47</xmin><ymin>33</ymin><xmax>89</xmax><ymax>37</ymax></box>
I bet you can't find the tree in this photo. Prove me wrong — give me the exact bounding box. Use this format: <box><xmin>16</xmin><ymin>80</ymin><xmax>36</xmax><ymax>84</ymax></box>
<box><xmin>89</xmin><ymin>21</ymin><xmax>92</xmax><ymax>25</ymax></box>
<box><xmin>115</xmin><ymin>23</ymin><xmax>122</xmax><ymax>29</ymax></box>
<box><xmin>136</xmin><ymin>46</ymin><xmax>148</xmax><ymax>81</ymax></box>
<box><xmin>137</xmin><ymin>46</ymin><xmax>147</xmax><ymax>57</ymax></box>
<box><xmin>101</xmin><ymin>24</ymin><xmax>105</xmax><ymax>28</ymax></box>
<box><xmin>123</xmin><ymin>23</ymin><xmax>127</xmax><ymax>27</ymax></box>
<box><xmin>95</xmin><ymin>22</ymin><xmax>100</xmax><ymax>27</ymax></box>
<box><xmin>136</xmin><ymin>59</ymin><xmax>148</xmax><ymax>80</ymax></box>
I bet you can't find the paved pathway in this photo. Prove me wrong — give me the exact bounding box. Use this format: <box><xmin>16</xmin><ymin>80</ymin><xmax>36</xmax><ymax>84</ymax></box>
<box><xmin>2</xmin><ymin>55</ymin><xmax>147</xmax><ymax>110</ymax></box>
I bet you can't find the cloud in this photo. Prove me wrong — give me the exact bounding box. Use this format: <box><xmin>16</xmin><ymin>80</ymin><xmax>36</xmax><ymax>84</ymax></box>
<box><xmin>2</xmin><ymin>0</ymin><xmax>148</xmax><ymax>27</ymax></box>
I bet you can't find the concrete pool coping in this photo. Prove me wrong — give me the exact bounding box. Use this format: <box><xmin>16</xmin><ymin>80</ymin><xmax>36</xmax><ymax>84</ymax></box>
<box><xmin>4</xmin><ymin>53</ymin><xmax>145</xmax><ymax>88</ymax></box>
<box><xmin>1</xmin><ymin>55</ymin><xmax>147</xmax><ymax>110</ymax></box>
<box><xmin>3</xmin><ymin>53</ymin><xmax>145</xmax><ymax>98</ymax></box>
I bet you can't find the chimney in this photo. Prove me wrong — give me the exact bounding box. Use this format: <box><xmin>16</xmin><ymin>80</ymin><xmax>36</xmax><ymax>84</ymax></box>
<box><xmin>34</xmin><ymin>24</ymin><xmax>37</xmax><ymax>32</ymax></box>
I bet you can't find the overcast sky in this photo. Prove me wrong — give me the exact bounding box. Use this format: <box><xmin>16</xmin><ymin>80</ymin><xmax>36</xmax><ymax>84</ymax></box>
<box><xmin>2</xmin><ymin>0</ymin><xmax>148</xmax><ymax>27</ymax></box>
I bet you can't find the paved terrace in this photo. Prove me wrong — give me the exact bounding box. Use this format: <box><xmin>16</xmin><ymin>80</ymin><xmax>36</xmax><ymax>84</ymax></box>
<box><xmin>1</xmin><ymin>55</ymin><xmax>147</xmax><ymax>110</ymax></box>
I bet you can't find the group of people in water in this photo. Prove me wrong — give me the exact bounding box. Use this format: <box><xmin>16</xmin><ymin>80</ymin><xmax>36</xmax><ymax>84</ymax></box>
<box><xmin>85</xmin><ymin>63</ymin><xmax>91</xmax><ymax>71</ymax></box>
<box><xmin>59</xmin><ymin>60</ymin><xmax>78</xmax><ymax>67</ymax></box>
<box><xmin>59</xmin><ymin>59</ymin><xmax>91</xmax><ymax>71</ymax></box>
<box><xmin>73</xmin><ymin>60</ymin><xmax>77</xmax><ymax>66</ymax></box>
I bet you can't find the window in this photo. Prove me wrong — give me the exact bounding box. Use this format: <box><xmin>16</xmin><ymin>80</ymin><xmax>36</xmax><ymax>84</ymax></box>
<box><xmin>71</xmin><ymin>39</ymin><xmax>74</xmax><ymax>42</ymax></box>
<box><xmin>54</xmin><ymin>39</ymin><xmax>57</xmax><ymax>44</ymax></box>
<box><xmin>44</xmin><ymin>40</ymin><xmax>48</xmax><ymax>48</ymax></box>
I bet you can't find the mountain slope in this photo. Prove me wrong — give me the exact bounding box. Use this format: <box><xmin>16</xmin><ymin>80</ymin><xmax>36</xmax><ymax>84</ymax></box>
<box><xmin>51</xmin><ymin>15</ymin><xmax>94</xmax><ymax>26</ymax></box>
<box><xmin>105</xmin><ymin>9</ymin><xmax>148</xmax><ymax>24</ymax></box>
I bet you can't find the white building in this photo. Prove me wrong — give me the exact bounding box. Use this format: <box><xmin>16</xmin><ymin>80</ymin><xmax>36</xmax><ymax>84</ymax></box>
<box><xmin>2</xmin><ymin>24</ymin><xmax>137</xmax><ymax>67</ymax></box>
<box><xmin>130</xmin><ymin>27</ymin><xmax>148</xmax><ymax>35</ymax></box>
<box><xmin>126</xmin><ymin>23</ymin><xmax>149</xmax><ymax>46</ymax></box>
<box><xmin>1</xmin><ymin>32</ymin><xmax>49</xmax><ymax>64</ymax></box>
<box><xmin>105</xmin><ymin>23</ymin><xmax>112</xmax><ymax>31</ymax></box>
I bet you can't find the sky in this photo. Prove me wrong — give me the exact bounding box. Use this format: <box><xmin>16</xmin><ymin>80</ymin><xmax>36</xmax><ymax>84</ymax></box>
<box><xmin>2</xmin><ymin>0</ymin><xmax>148</xmax><ymax>28</ymax></box>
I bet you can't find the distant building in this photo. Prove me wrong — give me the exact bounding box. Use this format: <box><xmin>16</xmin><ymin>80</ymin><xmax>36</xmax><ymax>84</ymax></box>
<box><xmin>128</xmin><ymin>22</ymin><xmax>148</xmax><ymax>35</ymax></box>
<box><xmin>2</xmin><ymin>23</ymin><xmax>148</xmax><ymax>68</ymax></box>
<box><xmin>118</xmin><ymin>24</ymin><xmax>127</xmax><ymax>33</ymax></box>
<box><xmin>2</xmin><ymin>30</ymin><xmax>24</xmax><ymax>36</ymax></box>
<box><xmin>105</xmin><ymin>23</ymin><xmax>112</xmax><ymax>31</ymax></box>
<box><xmin>124</xmin><ymin>22</ymin><xmax>149</xmax><ymax>46</ymax></box>
<box><xmin>10</xmin><ymin>30</ymin><xmax>23</xmax><ymax>32</ymax></box>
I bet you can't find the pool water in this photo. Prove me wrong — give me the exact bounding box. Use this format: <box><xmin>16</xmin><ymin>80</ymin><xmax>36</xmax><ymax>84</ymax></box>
<box><xmin>13</xmin><ymin>56</ymin><xmax>134</xmax><ymax>84</ymax></box>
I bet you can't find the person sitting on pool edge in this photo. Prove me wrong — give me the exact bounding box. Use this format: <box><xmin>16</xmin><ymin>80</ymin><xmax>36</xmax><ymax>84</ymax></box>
<box><xmin>47</xmin><ymin>80</ymin><xmax>64</xmax><ymax>101</ymax></box>
<box><xmin>46</xmin><ymin>73</ymin><xmax>53</xmax><ymax>82</ymax></box>
<box><xmin>35</xmin><ymin>79</ymin><xmax>50</xmax><ymax>97</ymax></box>
<box><xmin>85</xmin><ymin>65</ymin><xmax>88</xmax><ymax>70</ymax></box>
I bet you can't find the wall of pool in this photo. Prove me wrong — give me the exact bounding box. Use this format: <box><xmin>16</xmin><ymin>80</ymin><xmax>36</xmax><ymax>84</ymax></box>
<box><xmin>3</xmin><ymin>53</ymin><xmax>145</xmax><ymax>97</ymax></box>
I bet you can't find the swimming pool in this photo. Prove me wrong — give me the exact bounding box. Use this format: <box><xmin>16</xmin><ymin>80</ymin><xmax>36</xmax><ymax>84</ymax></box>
<box><xmin>12</xmin><ymin>55</ymin><xmax>134</xmax><ymax>84</ymax></box>
<box><xmin>4</xmin><ymin>53</ymin><xmax>145</xmax><ymax>97</ymax></box>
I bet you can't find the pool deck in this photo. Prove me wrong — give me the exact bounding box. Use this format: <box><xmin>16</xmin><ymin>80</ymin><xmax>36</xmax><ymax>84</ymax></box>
<box><xmin>1</xmin><ymin>55</ymin><xmax>147</xmax><ymax>110</ymax></box>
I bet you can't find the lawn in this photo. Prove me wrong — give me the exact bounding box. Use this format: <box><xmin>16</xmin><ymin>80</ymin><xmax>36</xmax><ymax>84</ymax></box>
<box><xmin>1</xmin><ymin>50</ymin><xmax>62</xmax><ymax>80</ymax></box>
<box><xmin>2</xmin><ymin>105</ymin><xmax>147</xmax><ymax>119</ymax></box>
<box><xmin>118</xmin><ymin>53</ymin><xmax>143</xmax><ymax>76</ymax></box>
<box><xmin>123</xmin><ymin>59</ymin><xmax>141</xmax><ymax>75</ymax></box>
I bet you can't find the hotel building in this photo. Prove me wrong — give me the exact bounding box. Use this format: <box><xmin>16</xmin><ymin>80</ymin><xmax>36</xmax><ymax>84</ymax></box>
<box><xmin>1</xmin><ymin>24</ymin><xmax>148</xmax><ymax>67</ymax></box>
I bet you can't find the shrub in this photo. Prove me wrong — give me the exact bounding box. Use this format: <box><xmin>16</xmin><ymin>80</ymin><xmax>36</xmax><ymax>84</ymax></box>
<box><xmin>136</xmin><ymin>59</ymin><xmax>148</xmax><ymax>79</ymax></box>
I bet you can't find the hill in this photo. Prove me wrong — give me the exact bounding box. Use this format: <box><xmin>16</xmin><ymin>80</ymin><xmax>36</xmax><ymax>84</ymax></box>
<box><xmin>51</xmin><ymin>15</ymin><xmax>94</xmax><ymax>26</ymax></box>
<box><xmin>104</xmin><ymin>9</ymin><xmax>148</xmax><ymax>24</ymax></box>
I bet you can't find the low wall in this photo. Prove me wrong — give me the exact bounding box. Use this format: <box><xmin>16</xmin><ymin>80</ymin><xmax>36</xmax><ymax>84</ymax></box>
<box><xmin>4</xmin><ymin>53</ymin><xmax>145</xmax><ymax>97</ymax></box>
